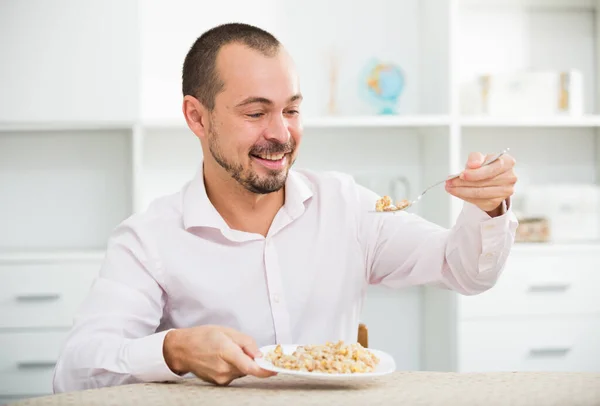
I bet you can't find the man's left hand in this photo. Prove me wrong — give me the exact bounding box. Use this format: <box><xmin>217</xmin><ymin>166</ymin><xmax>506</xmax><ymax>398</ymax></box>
<box><xmin>445</xmin><ymin>152</ymin><xmax>517</xmax><ymax>216</ymax></box>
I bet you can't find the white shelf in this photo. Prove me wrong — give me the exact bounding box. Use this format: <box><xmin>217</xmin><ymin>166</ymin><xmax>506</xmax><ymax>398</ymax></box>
<box><xmin>6</xmin><ymin>115</ymin><xmax>600</xmax><ymax>132</ymax></box>
<box><xmin>512</xmin><ymin>242</ymin><xmax>600</xmax><ymax>253</ymax></box>
<box><xmin>304</xmin><ymin>115</ymin><xmax>451</xmax><ymax>128</ymax></box>
<box><xmin>0</xmin><ymin>250</ymin><xmax>106</xmax><ymax>263</ymax></box>
<box><xmin>459</xmin><ymin>115</ymin><xmax>600</xmax><ymax>127</ymax></box>
<box><xmin>0</xmin><ymin>122</ymin><xmax>135</xmax><ymax>132</ymax></box>
<box><xmin>460</xmin><ymin>0</ymin><xmax>598</xmax><ymax>9</ymax></box>
<box><xmin>141</xmin><ymin>115</ymin><xmax>452</xmax><ymax>131</ymax></box>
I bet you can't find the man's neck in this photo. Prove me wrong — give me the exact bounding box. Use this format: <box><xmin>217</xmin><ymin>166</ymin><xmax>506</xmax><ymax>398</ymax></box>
<box><xmin>202</xmin><ymin>162</ymin><xmax>285</xmax><ymax>237</ymax></box>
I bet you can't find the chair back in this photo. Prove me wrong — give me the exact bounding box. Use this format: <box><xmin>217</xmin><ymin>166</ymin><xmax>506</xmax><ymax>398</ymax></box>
<box><xmin>357</xmin><ymin>323</ymin><xmax>368</xmax><ymax>347</ymax></box>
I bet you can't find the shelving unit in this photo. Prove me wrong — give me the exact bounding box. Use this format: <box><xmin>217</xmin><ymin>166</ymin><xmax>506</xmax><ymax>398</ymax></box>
<box><xmin>1</xmin><ymin>0</ymin><xmax>600</xmax><ymax>400</ymax></box>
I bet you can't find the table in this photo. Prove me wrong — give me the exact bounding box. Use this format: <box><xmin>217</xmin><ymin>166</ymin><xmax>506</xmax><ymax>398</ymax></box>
<box><xmin>9</xmin><ymin>371</ymin><xmax>600</xmax><ymax>406</ymax></box>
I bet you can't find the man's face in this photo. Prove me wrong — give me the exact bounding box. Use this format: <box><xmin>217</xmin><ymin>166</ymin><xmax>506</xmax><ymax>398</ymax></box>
<box><xmin>205</xmin><ymin>43</ymin><xmax>302</xmax><ymax>194</ymax></box>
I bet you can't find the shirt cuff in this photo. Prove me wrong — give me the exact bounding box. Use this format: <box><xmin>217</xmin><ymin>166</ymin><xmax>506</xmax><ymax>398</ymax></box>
<box><xmin>456</xmin><ymin>200</ymin><xmax>519</xmax><ymax>273</ymax></box>
<box><xmin>126</xmin><ymin>329</ymin><xmax>186</xmax><ymax>383</ymax></box>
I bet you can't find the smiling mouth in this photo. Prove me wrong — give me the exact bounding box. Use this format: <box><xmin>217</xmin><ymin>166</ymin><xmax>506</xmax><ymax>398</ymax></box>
<box><xmin>250</xmin><ymin>152</ymin><xmax>286</xmax><ymax>161</ymax></box>
<box><xmin>250</xmin><ymin>152</ymin><xmax>289</xmax><ymax>170</ymax></box>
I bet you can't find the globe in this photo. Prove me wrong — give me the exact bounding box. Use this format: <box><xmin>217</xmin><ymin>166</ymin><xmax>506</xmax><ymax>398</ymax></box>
<box><xmin>360</xmin><ymin>59</ymin><xmax>405</xmax><ymax>115</ymax></box>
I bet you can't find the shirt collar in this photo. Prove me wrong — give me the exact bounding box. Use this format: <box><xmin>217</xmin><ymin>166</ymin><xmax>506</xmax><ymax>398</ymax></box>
<box><xmin>182</xmin><ymin>161</ymin><xmax>314</xmax><ymax>232</ymax></box>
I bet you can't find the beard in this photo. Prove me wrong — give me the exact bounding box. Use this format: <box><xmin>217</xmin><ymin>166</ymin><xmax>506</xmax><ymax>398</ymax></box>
<box><xmin>207</xmin><ymin>124</ymin><xmax>296</xmax><ymax>194</ymax></box>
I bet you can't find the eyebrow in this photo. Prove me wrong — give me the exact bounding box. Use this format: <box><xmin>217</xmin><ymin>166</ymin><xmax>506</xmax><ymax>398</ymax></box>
<box><xmin>235</xmin><ymin>93</ymin><xmax>303</xmax><ymax>107</ymax></box>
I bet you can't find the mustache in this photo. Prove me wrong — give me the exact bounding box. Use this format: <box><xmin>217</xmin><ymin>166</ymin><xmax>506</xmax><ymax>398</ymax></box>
<box><xmin>249</xmin><ymin>139</ymin><xmax>296</xmax><ymax>156</ymax></box>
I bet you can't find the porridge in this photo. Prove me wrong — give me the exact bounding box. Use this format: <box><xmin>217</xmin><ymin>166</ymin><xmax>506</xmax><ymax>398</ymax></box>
<box><xmin>264</xmin><ymin>340</ymin><xmax>380</xmax><ymax>374</ymax></box>
<box><xmin>375</xmin><ymin>196</ymin><xmax>410</xmax><ymax>212</ymax></box>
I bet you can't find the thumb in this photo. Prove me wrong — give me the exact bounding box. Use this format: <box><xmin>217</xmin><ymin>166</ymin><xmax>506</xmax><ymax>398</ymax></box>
<box><xmin>466</xmin><ymin>152</ymin><xmax>485</xmax><ymax>169</ymax></box>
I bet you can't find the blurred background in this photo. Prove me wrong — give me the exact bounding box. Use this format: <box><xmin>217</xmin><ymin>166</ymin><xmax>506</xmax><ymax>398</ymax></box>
<box><xmin>1</xmin><ymin>0</ymin><xmax>599</xmax><ymax>402</ymax></box>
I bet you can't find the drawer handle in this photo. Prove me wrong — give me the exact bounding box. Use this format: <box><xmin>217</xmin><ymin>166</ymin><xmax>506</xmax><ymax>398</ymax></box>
<box><xmin>528</xmin><ymin>347</ymin><xmax>571</xmax><ymax>358</ymax></box>
<box><xmin>17</xmin><ymin>361</ymin><xmax>56</xmax><ymax>370</ymax></box>
<box><xmin>15</xmin><ymin>293</ymin><xmax>61</xmax><ymax>302</ymax></box>
<box><xmin>527</xmin><ymin>284</ymin><xmax>570</xmax><ymax>293</ymax></box>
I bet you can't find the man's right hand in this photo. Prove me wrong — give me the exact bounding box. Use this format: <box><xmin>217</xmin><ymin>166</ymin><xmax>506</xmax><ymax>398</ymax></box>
<box><xmin>162</xmin><ymin>325</ymin><xmax>276</xmax><ymax>386</ymax></box>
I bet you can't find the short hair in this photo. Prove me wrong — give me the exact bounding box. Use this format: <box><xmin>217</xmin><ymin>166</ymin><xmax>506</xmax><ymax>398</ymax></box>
<box><xmin>182</xmin><ymin>23</ymin><xmax>281</xmax><ymax>111</ymax></box>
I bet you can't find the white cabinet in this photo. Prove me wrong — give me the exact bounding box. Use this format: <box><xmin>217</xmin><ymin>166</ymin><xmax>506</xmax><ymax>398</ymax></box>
<box><xmin>0</xmin><ymin>254</ymin><xmax>102</xmax><ymax>400</ymax></box>
<box><xmin>459</xmin><ymin>316</ymin><xmax>600</xmax><ymax>373</ymax></box>
<box><xmin>0</xmin><ymin>259</ymin><xmax>100</xmax><ymax>329</ymax></box>
<box><xmin>457</xmin><ymin>245</ymin><xmax>600</xmax><ymax>373</ymax></box>
<box><xmin>0</xmin><ymin>331</ymin><xmax>70</xmax><ymax>397</ymax></box>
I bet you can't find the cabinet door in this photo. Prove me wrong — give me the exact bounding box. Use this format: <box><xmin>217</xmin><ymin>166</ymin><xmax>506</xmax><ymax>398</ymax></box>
<box><xmin>458</xmin><ymin>317</ymin><xmax>600</xmax><ymax>373</ymax></box>
<box><xmin>0</xmin><ymin>330</ymin><xmax>69</xmax><ymax>397</ymax></box>
<box><xmin>459</xmin><ymin>248</ymin><xmax>600</xmax><ymax>318</ymax></box>
<box><xmin>0</xmin><ymin>260</ymin><xmax>100</xmax><ymax>329</ymax></box>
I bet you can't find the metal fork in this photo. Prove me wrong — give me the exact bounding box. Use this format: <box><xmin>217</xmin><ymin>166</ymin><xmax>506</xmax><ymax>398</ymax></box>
<box><xmin>369</xmin><ymin>148</ymin><xmax>510</xmax><ymax>213</ymax></box>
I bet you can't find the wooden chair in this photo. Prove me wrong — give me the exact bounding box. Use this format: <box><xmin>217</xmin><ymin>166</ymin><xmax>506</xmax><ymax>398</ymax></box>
<box><xmin>357</xmin><ymin>323</ymin><xmax>368</xmax><ymax>348</ymax></box>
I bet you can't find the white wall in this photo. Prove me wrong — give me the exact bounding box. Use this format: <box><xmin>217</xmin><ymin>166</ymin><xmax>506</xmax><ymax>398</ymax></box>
<box><xmin>0</xmin><ymin>0</ymin><xmax>139</xmax><ymax>122</ymax></box>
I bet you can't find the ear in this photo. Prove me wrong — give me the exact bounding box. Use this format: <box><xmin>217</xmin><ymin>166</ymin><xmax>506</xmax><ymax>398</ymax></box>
<box><xmin>182</xmin><ymin>95</ymin><xmax>209</xmax><ymax>140</ymax></box>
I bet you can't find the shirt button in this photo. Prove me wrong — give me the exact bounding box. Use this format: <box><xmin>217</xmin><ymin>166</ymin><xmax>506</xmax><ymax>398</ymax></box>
<box><xmin>484</xmin><ymin>252</ymin><xmax>495</xmax><ymax>259</ymax></box>
<box><xmin>273</xmin><ymin>294</ymin><xmax>280</xmax><ymax>303</ymax></box>
<box><xmin>484</xmin><ymin>224</ymin><xmax>495</xmax><ymax>230</ymax></box>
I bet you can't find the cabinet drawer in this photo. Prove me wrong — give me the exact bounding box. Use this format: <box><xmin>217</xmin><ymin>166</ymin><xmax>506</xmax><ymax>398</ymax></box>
<box><xmin>458</xmin><ymin>316</ymin><xmax>600</xmax><ymax>373</ymax></box>
<box><xmin>0</xmin><ymin>259</ymin><xmax>100</xmax><ymax>328</ymax></box>
<box><xmin>0</xmin><ymin>330</ymin><xmax>68</xmax><ymax>396</ymax></box>
<box><xmin>459</xmin><ymin>247</ymin><xmax>600</xmax><ymax>318</ymax></box>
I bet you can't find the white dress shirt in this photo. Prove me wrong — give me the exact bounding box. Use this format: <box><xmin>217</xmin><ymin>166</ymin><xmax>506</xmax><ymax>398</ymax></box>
<box><xmin>53</xmin><ymin>164</ymin><xmax>518</xmax><ymax>393</ymax></box>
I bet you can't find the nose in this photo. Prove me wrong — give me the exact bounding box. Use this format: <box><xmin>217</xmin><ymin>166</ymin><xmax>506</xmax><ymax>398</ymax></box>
<box><xmin>266</xmin><ymin>113</ymin><xmax>291</xmax><ymax>144</ymax></box>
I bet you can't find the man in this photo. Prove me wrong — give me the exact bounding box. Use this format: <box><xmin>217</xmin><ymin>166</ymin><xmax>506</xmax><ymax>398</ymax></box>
<box><xmin>53</xmin><ymin>22</ymin><xmax>518</xmax><ymax>392</ymax></box>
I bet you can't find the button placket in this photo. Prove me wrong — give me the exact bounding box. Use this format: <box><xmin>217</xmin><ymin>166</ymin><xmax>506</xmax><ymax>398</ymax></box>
<box><xmin>263</xmin><ymin>238</ymin><xmax>292</xmax><ymax>344</ymax></box>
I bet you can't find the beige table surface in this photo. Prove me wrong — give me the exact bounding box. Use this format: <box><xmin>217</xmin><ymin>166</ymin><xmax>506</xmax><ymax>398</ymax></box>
<box><xmin>10</xmin><ymin>371</ymin><xmax>600</xmax><ymax>406</ymax></box>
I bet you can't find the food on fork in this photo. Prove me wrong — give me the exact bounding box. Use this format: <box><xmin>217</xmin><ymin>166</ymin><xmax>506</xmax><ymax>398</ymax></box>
<box><xmin>395</xmin><ymin>199</ymin><xmax>410</xmax><ymax>210</ymax></box>
<box><xmin>264</xmin><ymin>340</ymin><xmax>380</xmax><ymax>374</ymax></box>
<box><xmin>375</xmin><ymin>196</ymin><xmax>410</xmax><ymax>212</ymax></box>
<box><xmin>375</xmin><ymin>195</ymin><xmax>393</xmax><ymax>212</ymax></box>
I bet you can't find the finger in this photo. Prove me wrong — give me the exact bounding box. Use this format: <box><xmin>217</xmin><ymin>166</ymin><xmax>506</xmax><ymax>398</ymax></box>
<box><xmin>445</xmin><ymin>185</ymin><xmax>514</xmax><ymax>200</ymax></box>
<box><xmin>220</xmin><ymin>340</ymin><xmax>273</xmax><ymax>378</ymax></box>
<box><xmin>460</xmin><ymin>155</ymin><xmax>515</xmax><ymax>182</ymax></box>
<box><xmin>448</xmin><ymin>169</ymin><xmax>517</xmax><ymax>188</ymax></box>
<box><xmin>228</xmin><ymin>330</ymin><xmax>262</xmax><ymax>359</ymax></box>
<box><xmin>466</xmin><ymin>152</ymin><xmax>486</xmax><ymax>169</ymax></box>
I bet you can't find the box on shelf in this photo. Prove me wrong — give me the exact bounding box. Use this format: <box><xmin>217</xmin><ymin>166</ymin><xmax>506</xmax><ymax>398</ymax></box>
<box><xmin>521</xmin><ymin>184</ymin><xmax>600</xmax><ymax>243</ymax></box>
<box><xmin>515</xmin><ymin>217</ymin><xmax>550</xmax><ymax>243</ymax></box>
<box><xmin>461</xmin><ymin>70</ymin><xmax>583</xmax><ymax>117</ymax></box>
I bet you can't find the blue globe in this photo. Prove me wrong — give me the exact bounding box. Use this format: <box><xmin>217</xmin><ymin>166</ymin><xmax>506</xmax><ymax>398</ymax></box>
<box><xmin>360</xmin><ymin>59</ymin><xmax>405</xmax><ymax>115</ymax></box>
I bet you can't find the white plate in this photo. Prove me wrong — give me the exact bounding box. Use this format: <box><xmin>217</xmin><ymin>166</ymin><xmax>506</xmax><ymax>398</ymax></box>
<box><xmin>255</xmin><ymin>344</ymin><xmax>396</xmax><ymax>380</ymax></box>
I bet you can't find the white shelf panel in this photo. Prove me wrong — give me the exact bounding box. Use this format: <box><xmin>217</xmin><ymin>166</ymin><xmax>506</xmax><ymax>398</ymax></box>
<box><xmin>0</xmin><ymin>129</ymin><xmax>133</xmax><ymax>251</ymax></box>
<box><xmin>304</xmin><ymin>115</ymin><xmax>451</xmax><ymax>128</ymax></box>
<box><xmin>512</xmin><ymin>243</ymin><xmax>600</xmax><ymax>253</ymax></box>
<box><xmin>0</xmin><ymin>250</ymin><xmax>106</xmax><ymax>263</ymax></box>
<box><xmin>461</xmin><ymin>126</ymin><xmax>598</xmax><ymax>186</ymax></box>
<box><xmin>459</xmin><ymin>115</ymin><xmax>600</xmax><ymax>127</ymax></box>
<box><xmin>0</xmin><ymin>122</ymin><xmax>134</xmax><ymax>132</ymax></box>
<box><xmin>141</xmin><ymin>115</ymin><xmax>452</xmax><ymax>131</ymax></box>
<box><xmin>460</xmin><ymin>0</ymin><xmax>598</xmax><ymax>9</ymax></box>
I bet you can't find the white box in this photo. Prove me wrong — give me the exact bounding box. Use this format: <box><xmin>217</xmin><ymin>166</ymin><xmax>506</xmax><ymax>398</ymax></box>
<box><xmin>461</xmin><ymin>70</ymin><xmax>584</xmax><ymax>117</ymax></box>
<box><xmin>522</xmin><ymin>184</ymin><xmax>600</xmax><ymax>242</ymax></box>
